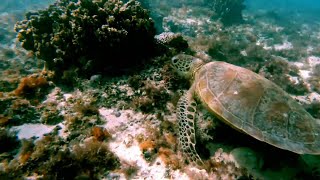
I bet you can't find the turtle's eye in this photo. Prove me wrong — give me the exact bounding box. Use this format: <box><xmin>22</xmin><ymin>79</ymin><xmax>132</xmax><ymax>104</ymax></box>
<box><xmin>172</xmin><ymin>57</ymin><xmax>179</xmax><ymax>65</ymax></box>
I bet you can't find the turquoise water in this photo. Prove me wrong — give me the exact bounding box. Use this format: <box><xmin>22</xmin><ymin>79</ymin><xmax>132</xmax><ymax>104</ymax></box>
<box><xmin>0</xmin><ymin>0</ymin><xmax>54</xmax><ymax>12</ymax></box>
<box><xmin>246</xmin><ymin>0</ymin><xmax>320</xmax><ymax>11</ymax></box>
<box><xmin>1</xmin><ymin>0</ymin><xmax>320</xmax><ymax>22</ymax></box>
<box><xmin>246</xmin><ymin>0</ymin><xmax>320</xmax><ymax>21</ymax></box>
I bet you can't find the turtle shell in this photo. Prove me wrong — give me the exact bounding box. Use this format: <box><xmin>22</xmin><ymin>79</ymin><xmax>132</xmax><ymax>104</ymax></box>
<box><xmin>194</xmin><ymin>61</ymin><xmax>320</xmax><ymax>154</ymax></box>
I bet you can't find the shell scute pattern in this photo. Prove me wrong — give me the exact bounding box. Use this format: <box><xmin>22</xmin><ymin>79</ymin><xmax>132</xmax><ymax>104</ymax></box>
<box><xmin>253</xmin><ymin>87</ymin><xmax>291</xmax><ymax>139</ymax></box>
<box><xmin>194</xmin><ymin>61</ymin><xmax>320</xmax><ymax>154</ymax></box>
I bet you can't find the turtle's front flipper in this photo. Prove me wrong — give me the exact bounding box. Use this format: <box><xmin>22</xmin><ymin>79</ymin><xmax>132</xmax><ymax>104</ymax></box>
<box><xmin>177</xmin><ymin>89</ymin><xmax>203</xmax><ymax>165</ymax></box>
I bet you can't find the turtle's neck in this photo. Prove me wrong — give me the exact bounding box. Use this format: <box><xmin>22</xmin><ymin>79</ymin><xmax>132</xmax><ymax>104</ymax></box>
<box><xmin>191</xmin><ymin>59</ymin><xmax>205</xmax><ymax>82</ymax></box>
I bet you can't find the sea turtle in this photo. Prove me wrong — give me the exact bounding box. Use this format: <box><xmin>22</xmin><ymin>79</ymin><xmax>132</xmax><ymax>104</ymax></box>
<box><xmin>172</xmin><ymin>54</ymin><xmax>320</xmax><ymax>165</ymax></box>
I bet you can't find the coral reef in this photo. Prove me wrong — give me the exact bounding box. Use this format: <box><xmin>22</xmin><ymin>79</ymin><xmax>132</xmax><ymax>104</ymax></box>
<box><xmin>155</xmin><ymin>32</ymin><xmax>190</xmax><ymax>54</ymax></box>
<box><xmin>15</xmin><ymin>0</ymin><xmax>157</xmax><ymax>80</ymax></box>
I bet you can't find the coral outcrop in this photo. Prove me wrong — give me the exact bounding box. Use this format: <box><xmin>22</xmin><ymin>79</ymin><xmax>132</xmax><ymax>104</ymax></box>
<box><xmin>155</xmin><ymin>32</ymin><xmax>190</xmax><ymax>53</ymax></box>
<box><xmin>15</xmin><ymin>0</ymin><xmax>157</xmax><ymax>79</ymax></box>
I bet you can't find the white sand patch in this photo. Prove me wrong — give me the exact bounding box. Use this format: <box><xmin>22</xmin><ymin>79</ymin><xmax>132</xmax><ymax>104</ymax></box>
<box><xmin>99</xmin><ymin>108</ymin><xmax>189</xmax><ymax>179</ymax></box>
<box><xmin>256</xmin><ymin>38</ymin><xmax>272</xmax><ymax>50</ymax></box>
<box><xmin>294</xmin><ymin>92</ymin><xmax>320</xmax><ymax>104</ymax></box>
<box><xmin>240</xmin><ymin>50</ymin><xmax>248</xmax><ymax>56</ymax></box>
<box><xmin>99</xmin><ymin>108</ymin><xmax>149</xmax><ymax>136</ymax></box>
<box><xmin>308</xmin><ymin>92</ymin><xmax>320</xmax><ymax>102</ymax></box>
<box><xmin>299</xmin><ymin>70</ymin><xmax>311</xmax><ymax>80</ymax></box>
<box><xmin>11</xmin><ymin>124</ymin><xmax>55</xmax><ymax>140</ymax></box>
<box><xmin>288</xmin><ymin>76</ymin><xmax>299</xmax><ymax>84</ymax></box>
<box><xmin>307</xmin><ymin>56</ymin><xmax>320</xmax><ymax>67</ymax></box>
<box><xmin>292</xmin><ymin>62</ymin><xmax>311</xmax><ymax>80</ymax></box>
<box><xmin>118</xmin><ymin>84</ymin><xmax>134</xmax><ymax>96</ymax></box>
<box><xmin>274</xmin><ymin>41</ymin><xmax>293</xmax><ymax>51</ymax></box>
<box><xmin>293</xmin><ymin>62</ymin><xmax>304</xmax><ymax>68</ymax></box>
<box><xmin>10</xmin><ymin>123</ymin><xmax>67</xmax><ymax>140</ymax></box>
<box><xmin>109</xmin><ymin>141</ymin><xmax>173</xmax><ymax>179</ymax></box>
<box><xmin>307</xmin><ymin>46</ymin><xmax>314</xmax><ymax>53</ymax></box>
<box><xmin>63</xmin><ymin>93</ymin><xmax>73</xmax><ymax>101</ymax></box>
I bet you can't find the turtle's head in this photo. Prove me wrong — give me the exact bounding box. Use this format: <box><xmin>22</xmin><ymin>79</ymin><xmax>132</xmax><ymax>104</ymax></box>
<box><xmin>171</xmin><ymin>54</ymin><xmax>204</xmax><ymax>79</ymax></box>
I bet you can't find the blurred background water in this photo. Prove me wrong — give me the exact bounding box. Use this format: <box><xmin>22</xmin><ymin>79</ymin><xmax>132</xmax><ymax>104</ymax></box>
<box><xmin>246</xmin><ymin>0</ymin><xmax>320</xmax><ymax>22</ymax></box>
<box><xmin>0</xmin><ymin>0</ymin><xmax>54</xmax><ymax>13</ymax></box>
<box><xmin>246</xmin><ymin>0</ymin><xmax>320</xmax><ymax>12</ymax></box>
<box><xmin>1</xmin><ymin>0</ymin><xmax>320</xmax><ymax>13</ymax></box>
<box><xmin>1</xmin><ymin>0</ymin><xmax>320</xmax><ymax>22</ymax></box>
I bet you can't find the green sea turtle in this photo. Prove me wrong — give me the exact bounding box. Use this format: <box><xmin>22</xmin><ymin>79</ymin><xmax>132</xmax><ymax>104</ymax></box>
<box><xmin>172</xmin><ymin>54</ymin><xmax>320</xmax><ymax>165</ymax></box>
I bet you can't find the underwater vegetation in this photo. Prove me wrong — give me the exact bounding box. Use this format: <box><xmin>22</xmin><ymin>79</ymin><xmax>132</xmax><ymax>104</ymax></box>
<box><xmin>13</xmin><ymin>73</ymin><xmax>49</xmax><ymax>98</ymax></box>
<box><xmin>1</xmin><ymin>135</ymin><xmax>119</xmax><ymax>179</ymax></box>
<box><xmin>15</xmin><ymin>0</ymin><xmax>157</xmax><ymax>80</ymax></box>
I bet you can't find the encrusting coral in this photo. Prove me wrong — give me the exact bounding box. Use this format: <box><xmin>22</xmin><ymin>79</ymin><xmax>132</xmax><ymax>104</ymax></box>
<box><xmin>15</xmin><ymin>0</ymin><xmax>157</xmax><ymax>80</ymax></box>
<box><xmin>155</xmin><ymin>32</ymin><xmax>191</xmax><ymax>54</ymax></box>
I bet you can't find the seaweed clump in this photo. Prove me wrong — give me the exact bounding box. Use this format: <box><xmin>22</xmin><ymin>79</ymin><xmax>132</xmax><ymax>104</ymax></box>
<box><xmin>259</xmin><ymin>58</ymin><xmax>309</xmax><ymax>95</ymax></box>
<box><xmin>207</xmin><ymin>0</ymin><xmax>245</xmax><ymax>26</ymax></box>
<box><xmin>208</xmin><ymin>31</ymin><xmax>268</xmax><ymax>72</ymax></box>
<box><xmin>2</xmin><ymin>135</ymin><xmax>119</xmax><ymax>179</ymax></box>
<box><xmin>1</xmin><ymin>98</ymin><xmax>40</xmax><ymax>126</ymax></box>
<box><xmin>13</xmin><ymin>73</ymin><xmax>49</xmax><ymax>98</ymax></box>
<box><xmin>137</xmin><ymin>120</ymin><xmax>182</xmax><ymax>170</ymax></box>
<box><xmin>15</xmin><ymin>0</ymin><xmax>157</xmax><ymax>80</ymax></box>
<box><xmin>309</xmin><ymin>64</ymin><xmax>320</xmax><ymax>94</ymax></box>
<box><xmin>131</xmin><ymin>80</ymin><xmax>171</xmax><ymax>113</ymax></box>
